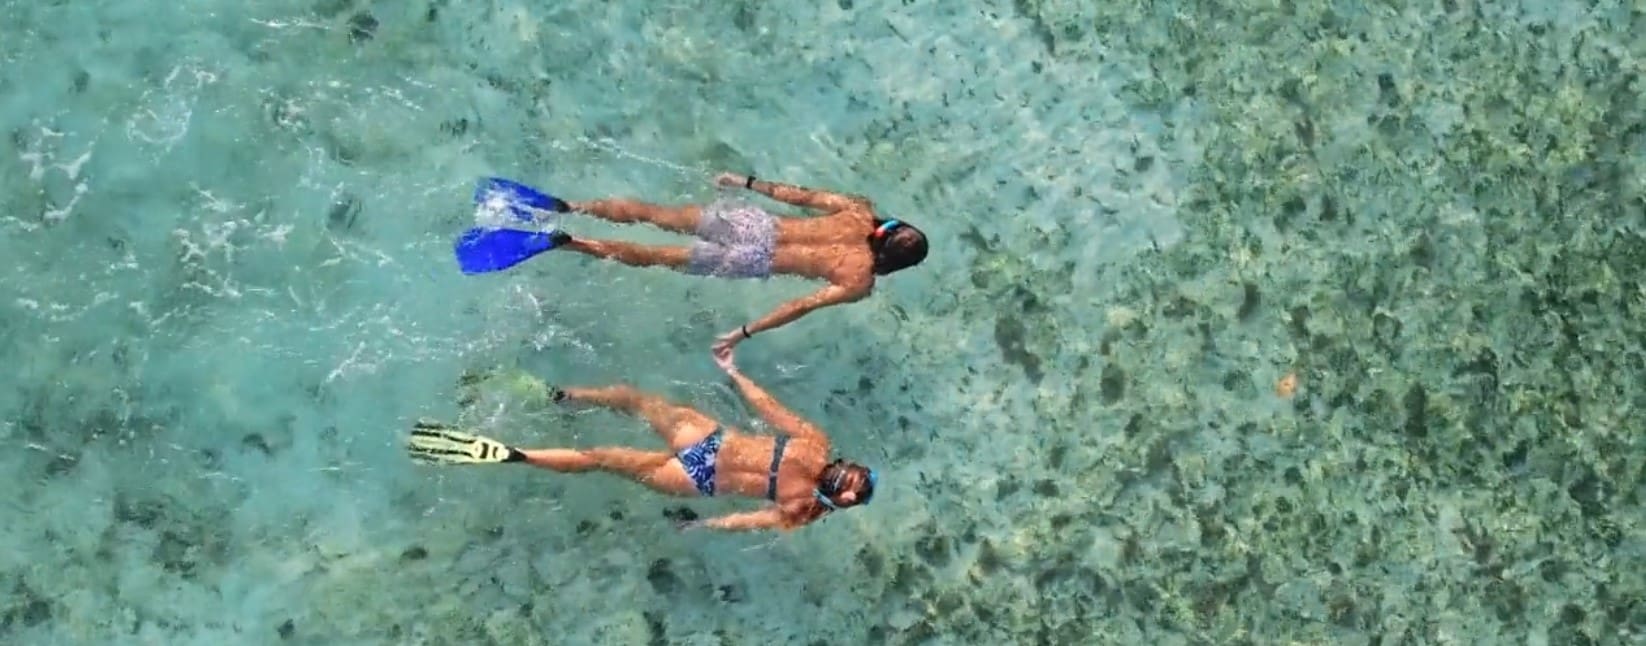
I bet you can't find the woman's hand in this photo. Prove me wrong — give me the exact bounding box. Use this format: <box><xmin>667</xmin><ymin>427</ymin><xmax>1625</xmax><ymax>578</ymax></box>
<box><xmin>711</xmin><ymin>326</ymin><xmax>747</xmax><ymax>364</ymax></box>
<box><xmin>713</xmin><ymin>172</ymin><xmax>747</xmax><ymax>189</ymax></box>
<box><xmin>712</xmin><ymin>340</ymin><xmax>738</xmax><ymax>375</ymax></box>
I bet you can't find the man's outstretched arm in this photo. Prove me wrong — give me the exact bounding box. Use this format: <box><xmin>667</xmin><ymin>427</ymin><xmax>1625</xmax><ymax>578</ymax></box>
<box><xmin>742</xmin><ymin>283</ymin><xmax>867</xmax><ymax>338</ymax></box>
<box><xmin>716</xmin><ymin>173</ymin><xmax>868</xmax><ymax>212</ymax></box>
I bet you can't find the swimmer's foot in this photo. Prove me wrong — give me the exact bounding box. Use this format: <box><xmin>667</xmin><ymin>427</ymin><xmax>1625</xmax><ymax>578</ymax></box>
<box><xmin>458</xmin><ymin>368</ymin><xmax>498</xmax><ymax>388</ymax></box>
<box><xmin>457</xmin><ymin>369</ymin><xmax>570</xmax><ymax>414</ymax></box>
<box><xmin>408</xmin><ymin>419</ymin><xmax>526</xmax><ymax>465</ymax></box>
<box><xmin>459</xmin><ymin>373</ymin><xmax>482</xmax><ymax>389</ymax></box>
<box><xmin>457</xmin><ymin>367</ymin><xmax>500</xmax><ymax>409</ymax></box>
<box><xmin>452</xmin><ymin>227</ymin><xmax>571</xmax><ymax>274</ymax></box>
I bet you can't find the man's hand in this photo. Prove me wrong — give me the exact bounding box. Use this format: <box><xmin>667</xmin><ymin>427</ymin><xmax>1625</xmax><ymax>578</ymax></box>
<box><xmin>712</xmin><ymin>327</ymin><xmax>747</xmax><ymax>360</ymax></box>
<box><xmin>712</xmin><ymin>334</ymin><xmax>740</xmax><ymax>374</ymax></box>
<box><xmin>713</xmin><ymin>172</ymin><xmax>748</xmax><ymax>189</ymax></box>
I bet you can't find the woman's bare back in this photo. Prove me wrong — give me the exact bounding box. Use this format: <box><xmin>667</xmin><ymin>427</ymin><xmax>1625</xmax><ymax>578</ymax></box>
<box><xmin>705</xmin><ymin>429</ymin><xmax>830</xmax><ymax>500</ymax></box>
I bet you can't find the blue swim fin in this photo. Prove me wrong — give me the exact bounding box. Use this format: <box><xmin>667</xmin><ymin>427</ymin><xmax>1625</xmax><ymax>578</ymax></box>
<box><xmin>457</xmin><ymin>177</ymin><xmax>572</xmax><ymax>274</ymax></box>
<box><xmin>474</xmin><ymin>177</ymin><xmax>568</xmax><ymax>223</ymax></box>
<box><xmin>454</xmin><ymin>227</ymin><xmax>567</xmax><ymax>274</ymax></box>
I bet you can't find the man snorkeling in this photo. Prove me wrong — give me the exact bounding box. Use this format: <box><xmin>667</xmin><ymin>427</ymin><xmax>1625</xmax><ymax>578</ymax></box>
<box><xmin>407</xmin><ymin>350</ymin><xmax>877</xmax><ymax>532</ymax></box>
<box><xmin>460</xmin><ymin>173</ymin><xmax>929</xmax><ymax>353</ymax></box>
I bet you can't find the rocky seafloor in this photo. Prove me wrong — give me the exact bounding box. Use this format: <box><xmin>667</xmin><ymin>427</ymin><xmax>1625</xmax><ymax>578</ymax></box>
<box><xmin>1</xmin><ymin>0</ymin><xmax>1641</xmax><ymax>644</ymax></box>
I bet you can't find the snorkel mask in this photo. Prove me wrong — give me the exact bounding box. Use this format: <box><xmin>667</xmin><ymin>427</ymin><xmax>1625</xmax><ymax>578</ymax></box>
<box><xmin>868</xmin><ymin>219</ymin><xmax>905</xmax><ymax>275</ymax></box>
<box><xmin>872</xmin><ymin>219</ymin><xmax>902</xmax><ymax>241</ymax></box>
<box><xmin>813</xmin><ymin>465</ymin><xmax>878</xmax><ymax>511</ymax></box>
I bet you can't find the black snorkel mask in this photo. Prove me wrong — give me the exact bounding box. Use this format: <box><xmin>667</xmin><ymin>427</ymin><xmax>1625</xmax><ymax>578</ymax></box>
<box><xmin>814</xmin><ymin>461</ymin><xmax>878</xmax><ymax>511</ymax></box>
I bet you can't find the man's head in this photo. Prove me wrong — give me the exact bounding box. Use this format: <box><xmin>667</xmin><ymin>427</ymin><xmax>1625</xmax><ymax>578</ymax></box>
<box><xmin>869</xmin><ymin>219</ymin><xmax>928</xmax><ymax>275</ymax></box>
<box><xmin>815</xmin><ymin>459</ymin><xmax>877</xmax><ymax>509</ymax></box>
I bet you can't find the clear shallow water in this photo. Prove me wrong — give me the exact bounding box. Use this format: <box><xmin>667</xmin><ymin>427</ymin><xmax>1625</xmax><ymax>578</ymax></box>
<box><xmin>3</xmin><ymin>0</ymin><xmax>1643</xmax><ymax>644</ymax></box>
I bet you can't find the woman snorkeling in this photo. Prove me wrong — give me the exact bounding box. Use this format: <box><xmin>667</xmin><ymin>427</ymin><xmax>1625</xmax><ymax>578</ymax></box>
<box><xmin>407</xmin><ymin>350</ymin><xmax>876</xmax><ymax>532</ymax></box>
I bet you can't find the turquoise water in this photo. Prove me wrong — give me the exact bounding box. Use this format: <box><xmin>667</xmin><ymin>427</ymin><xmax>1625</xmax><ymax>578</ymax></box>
<box><xmin>3</xmin><ymin>0</ymin><xmax>1643</xmax><ymax>643</ymax></box>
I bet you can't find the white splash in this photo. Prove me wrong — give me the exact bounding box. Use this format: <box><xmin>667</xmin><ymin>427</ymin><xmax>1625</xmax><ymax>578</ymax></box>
<box><xmin>126</xmin><ymin>62</ymin><xmax>217</xmax><ymax>151</ymax></box>
<box><xmin>43</xmin><ymin>182</ymin><xmax>87</xmax><ymax>222</ymax></box>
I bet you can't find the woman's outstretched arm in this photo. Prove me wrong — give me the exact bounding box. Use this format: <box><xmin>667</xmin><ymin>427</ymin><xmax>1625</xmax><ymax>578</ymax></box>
<box><xmin>681</xmin><ymin>507</ymin><xmax>791</xmax><ymax>532</ymax></box>
<box><xmin>725</xmin><ymin>368</ymin><xmax>826</xmax><ymax>444</ymax></box>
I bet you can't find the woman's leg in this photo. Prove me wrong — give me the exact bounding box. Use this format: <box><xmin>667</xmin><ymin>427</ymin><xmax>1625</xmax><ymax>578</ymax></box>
<box><xmin>563</xmin><ymin>238</ymin><xmax>693</xmax><ymax>272</ymax></box>
<box><xmin>560</xmin><ymin>385</ymin><xmax>720</xmax><ymax>452</ymax></box>
<box><xmin>568</xmin><ymin>199</ymin><xmax>702</xmax><ymax>235</ymax></box>
<box><xmin>518</xmin><ymin>447</ymin><xmax>698</xmax><ymax>497</ymax></box>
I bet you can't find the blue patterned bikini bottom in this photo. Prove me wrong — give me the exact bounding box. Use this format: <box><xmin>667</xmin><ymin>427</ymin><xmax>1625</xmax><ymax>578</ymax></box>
<box><xmin>675</xmin><ymin>427</ymin><xmax>725</xmax><ymax>496</ymax></box>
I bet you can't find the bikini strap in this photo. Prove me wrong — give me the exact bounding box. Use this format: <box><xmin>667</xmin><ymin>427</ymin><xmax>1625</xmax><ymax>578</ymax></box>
<box><xmin>766</xmin><ymin>435</ymin><xmax>789</xmax><ymax>501</ymax></box>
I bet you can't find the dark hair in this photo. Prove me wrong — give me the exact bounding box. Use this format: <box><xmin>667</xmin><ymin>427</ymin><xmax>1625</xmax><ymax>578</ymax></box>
<box><xmin>818</xmin><ymin>460</ymin><xmax>875</xmax><ymax>507</ymax></box>
<box><xmin>871</xmin><ymin>223</ymin><xmax>928</xmax><ymax>275</ymax></box>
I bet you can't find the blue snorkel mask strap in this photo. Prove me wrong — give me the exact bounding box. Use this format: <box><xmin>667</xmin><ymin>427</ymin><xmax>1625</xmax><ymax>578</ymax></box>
<box><xmin>874</xmin><ymin>219</ymin><xmax>902</xmax><ymax>239</ymax></box>
<box><xmin>869</xmin><ymin>220</ymin><xmax>902</xmax><ymax>274</ymax></box>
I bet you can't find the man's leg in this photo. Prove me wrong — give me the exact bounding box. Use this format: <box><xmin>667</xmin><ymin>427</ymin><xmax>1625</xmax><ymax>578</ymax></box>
<box><xmin>560</xmin><ymin>385</ymin><xmax>720</xmax><ymax>452</ymax></box>
<box><xmin>518</xmin><ymin>447</ymin><xmax>699</xmax><ymax>497</ymax></box>
<box><xmin>563</xmin><ymin>238</ymin><xmax>693</xmax><ymax>272</ymax></box>
<box><xmin>569</xmin><ymin>199</ymin><xmax>702</xmax><ymax>235</ymax></box>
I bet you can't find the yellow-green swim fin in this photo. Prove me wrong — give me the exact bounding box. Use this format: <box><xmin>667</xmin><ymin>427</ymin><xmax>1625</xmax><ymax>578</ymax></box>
<box><xmin>407</xmin><ymin>419</ymin><xmax>525</xmax><ymax>465</ymax></box>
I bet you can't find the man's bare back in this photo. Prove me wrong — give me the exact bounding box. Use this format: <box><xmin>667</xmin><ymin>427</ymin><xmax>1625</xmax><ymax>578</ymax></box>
<box><xmin>768</xmin><ymin>207</ymin><xmax>877</xmax><ymax>286</ymax></box>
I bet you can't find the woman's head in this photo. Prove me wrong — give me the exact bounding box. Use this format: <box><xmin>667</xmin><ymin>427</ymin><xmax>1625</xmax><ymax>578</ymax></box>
<box><xmin>815</xmin><ymin>460</ymin><xmax>877</xmax><ymax>509</ymax></box>
<box><xmin>869</xmin><ymin>219</ymin><xmax>928</xmax><ymax>275</ymax></box>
